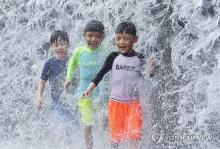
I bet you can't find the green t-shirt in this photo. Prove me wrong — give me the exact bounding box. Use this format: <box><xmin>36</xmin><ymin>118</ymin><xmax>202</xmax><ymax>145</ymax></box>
<box><xmin>67</xmin><ymin>44</ymin><xmax>109</xmax><ymax>99</ymax></box>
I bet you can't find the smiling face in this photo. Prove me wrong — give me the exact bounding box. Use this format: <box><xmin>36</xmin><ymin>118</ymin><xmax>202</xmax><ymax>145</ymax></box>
<box><xmin>83</xmin><ymin>32</ymin><xmax>104</xmax><ymax>49</ymax></box>
<box><xmin>51</xmin><ymin>37</ymin><xmax>69</xmax><ymax>59</ymax></box>
<box><xmin>115</xmin><ymin>33</ymin><xmax>138</xmax><ymax>53</ymax></box>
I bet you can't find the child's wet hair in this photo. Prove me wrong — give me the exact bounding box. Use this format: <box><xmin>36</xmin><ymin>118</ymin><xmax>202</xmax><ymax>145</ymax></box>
<box><xmin>115</xmin><ymin>21</ymin><xmax>137</xmax><ymax>36</ymax></box>
<box><xmin>50</xmin><ymin>30</ymin><xmax>69</xmax><ymax>44</ymax></box>
<box><xmin>84</xmin><ymin>20</ymin><xmax>105</xmax><ymax>34</ymax></box>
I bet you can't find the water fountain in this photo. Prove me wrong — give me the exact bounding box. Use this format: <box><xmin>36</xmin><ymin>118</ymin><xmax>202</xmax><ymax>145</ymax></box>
<box><xmin>0</xmin><ymin>0</ymin><xmax>219</xmax><ymax>148</ymax></box>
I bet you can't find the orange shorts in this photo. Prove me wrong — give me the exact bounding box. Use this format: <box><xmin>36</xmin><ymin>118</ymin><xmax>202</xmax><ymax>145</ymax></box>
<box><xmin>108</xmin><ymin>99</ymin><xmax>142</xmax><ymax>141</ymax></box>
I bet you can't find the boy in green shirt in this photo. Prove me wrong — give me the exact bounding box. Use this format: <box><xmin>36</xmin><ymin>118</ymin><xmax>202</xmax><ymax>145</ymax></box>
<box><xmin>64</xmin><ymin>20</ymin><xmax>109</xmax><ymax>149</ymax></box>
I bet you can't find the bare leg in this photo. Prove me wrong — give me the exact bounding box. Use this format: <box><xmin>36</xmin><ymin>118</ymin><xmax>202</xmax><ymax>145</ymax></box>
<box><xmin>129</xmin><ymin>139</ymin><xmax>139</xmax><ymax>149</ymax></box>
<box><xmin>84</xmin><ymin>125</ymin><xmax>93</xmax><ymax>149</ymax></box>
<box><xmin>111</xmin><ymin>141</ymin><xmax>119</xmax><ymax>149</ymax></box>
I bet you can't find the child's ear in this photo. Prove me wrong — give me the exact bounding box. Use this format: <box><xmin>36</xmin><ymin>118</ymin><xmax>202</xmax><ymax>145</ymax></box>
<box><xmin>100</xmin><ymin>34</ymin><xmax>105</xmax><ymax>42</ymax></box>
<box><xmin>133</xmin><ymin>36</ymin><xmax>138</xmax><ymax>43</ymax></box>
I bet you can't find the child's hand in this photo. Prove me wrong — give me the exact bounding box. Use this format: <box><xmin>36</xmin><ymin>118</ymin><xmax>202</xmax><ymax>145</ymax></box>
<box><xmin>149</xmin><ymin>58</ymin><xmax>156</xmax><ymax>66</ymax></box>
<box><xmin>82</xmin><ymin>82</ymin><xmax>96</xmax><ymax>97</ymax></box>
<box><xmin>37</xmin><ymin>96</ymin><xmax>43</xmax><ymax>109</ymax></box>
<box><xmin>64</xmin><ymin>80</ymin><xmax>71</xmax><ymax>93</ymax></box>
<box><xmin>148</xmin><ymin>58</ymin><xmax>158</xmax><ymax>77</ymax></box>
<box><xmin>82</xmin><ymin>90</ymin><xmax>91</xmax><ymax>97</ymax></box>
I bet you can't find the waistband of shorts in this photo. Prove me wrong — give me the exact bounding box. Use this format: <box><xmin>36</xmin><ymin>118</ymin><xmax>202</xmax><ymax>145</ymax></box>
<box><xmin>109</xmin><ymin>98</ymin><xmax>139</xmax><ymax>103</ymax></box>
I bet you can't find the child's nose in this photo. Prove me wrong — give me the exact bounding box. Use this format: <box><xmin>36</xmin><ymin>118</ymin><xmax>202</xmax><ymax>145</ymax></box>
<box><xmin>118</xmin><ymin>39</ymin><xmax>125</xmax><ymax>44</ymax></box>
<box><xmin>58</xmin><ymin>44</ymin><xmax>63</xmax><ymax>49</ymax></box>
<box><xmin>91</xmin><ymin>36</ymin><xmax>96</xmax><ymax>41</ymax></box>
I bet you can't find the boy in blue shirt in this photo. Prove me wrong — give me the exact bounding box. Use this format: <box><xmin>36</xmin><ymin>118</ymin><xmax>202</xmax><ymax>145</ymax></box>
<box><xmin>37</xmin><ymin>30</ymin><xmax>75</xmax><ymax>131</ymax></box>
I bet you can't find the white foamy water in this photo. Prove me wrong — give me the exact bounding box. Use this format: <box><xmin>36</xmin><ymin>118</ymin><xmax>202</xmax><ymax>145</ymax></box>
<box><xmin>0</xmin><ymin>0</ymin><xmax>220</xmax><ymax>148</ymax></box>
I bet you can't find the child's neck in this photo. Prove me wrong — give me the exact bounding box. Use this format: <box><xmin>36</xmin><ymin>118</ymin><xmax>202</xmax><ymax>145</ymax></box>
<box><xmin>55</xmin><ymin>54</ymin><xmax>66</xmax><ymax>60</ymax></box>
<box><xmin>120</xmin><ymin>49</ymin><xmax>134</xmax><ymax>54</ymax></box>
<box><xmin>86</xmin><ymin>45</ymin><xmax>98</xmax><ymax>51</ymax></box>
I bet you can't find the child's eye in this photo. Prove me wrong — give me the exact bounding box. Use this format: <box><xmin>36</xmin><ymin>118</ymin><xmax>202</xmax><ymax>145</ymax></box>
<box><xmin>87</xmin><ymin>34</ymin><xmax>93</xmax><ymax>38</ymax></box>
<box><xmin>95</xmin><ymin>35</ymin><xmax>102</xmax><ymax>38</ymax></box>
<box><xmin>115</xmin><ymin>37</ymin><xmax>120</xmax><ymax>40</ymax></box>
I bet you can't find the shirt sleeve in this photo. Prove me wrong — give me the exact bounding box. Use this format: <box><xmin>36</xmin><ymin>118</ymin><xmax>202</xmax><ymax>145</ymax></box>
<box><xmin>92</xmin><ymin>52</ymin><xmax>118</xmax><ymax>85</ymax></box>
<box><xmin>66</xmin><ymin>47</ymin><xmax>81</xmax><ymax>81</ymax></box>
<box><xmin>136</xmin><ymin>52</ymin><xmax>147</xmax><ymax>77</ymax></box>
<box><xmin>40</xmin><ymin>60</ymin><xmax>51</xmax><ymax>81</ymax></box>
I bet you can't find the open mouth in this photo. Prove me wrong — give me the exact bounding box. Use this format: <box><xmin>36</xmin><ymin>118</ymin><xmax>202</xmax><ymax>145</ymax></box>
<box><xmin>56</xmin><ymin>50</ymin><xmax>65</xmax><ymax>54</ymax></box>
<box><xmin>89</xmin><ymin>43</ymin><xmax>98</xmax><ymax>48</ymax></box>
<box><xmin>118</xmin><ymin>46</ymin><xmax>127</xmax><ymax>49</ymax></box>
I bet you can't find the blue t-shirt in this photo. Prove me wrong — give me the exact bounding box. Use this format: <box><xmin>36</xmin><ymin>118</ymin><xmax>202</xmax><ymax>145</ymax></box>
<box><xmin>41</xmin><ymin>56</ymin><xmax>75</xmax><ymax>122</ymax></box>
<box><xmin>41</xmin><ymin>56</ymin><xmax>68</xmax><ymax>102</ymax></box>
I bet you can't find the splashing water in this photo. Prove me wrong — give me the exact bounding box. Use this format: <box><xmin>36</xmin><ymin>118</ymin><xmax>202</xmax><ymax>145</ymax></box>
<box><xmin>0</xmin><ymin>0</ymin><xmax>220</xmax><ymax>148</ymax></box>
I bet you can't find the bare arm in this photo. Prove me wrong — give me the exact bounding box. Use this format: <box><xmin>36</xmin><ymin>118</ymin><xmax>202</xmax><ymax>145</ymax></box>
<box><xmin>64</xmin><ymin>47</ymin><xmax>80</xmax><ymax>92</ymax></box>
<box><xmin>37</xmin><ymin>79</ymin><xmax>46</xmax><ymax>109</ymax></box>
<box><xmin>82</xmin><ymin>82</ymin><xmax>96</xmax><ymax>97</ymax></box>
